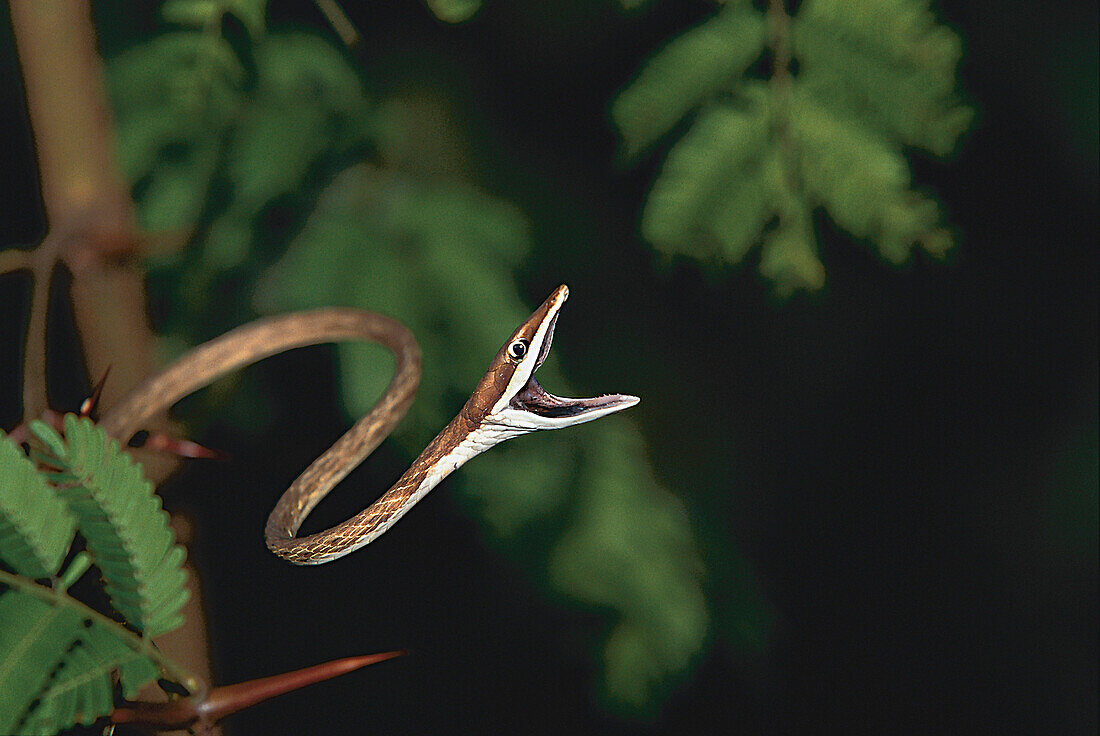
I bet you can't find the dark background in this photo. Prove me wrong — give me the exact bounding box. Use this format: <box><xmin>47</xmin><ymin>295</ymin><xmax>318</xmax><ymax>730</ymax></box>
<box><xmin>1</xmin><ymin>1</ymin><xmax>1096</xmax><ymax>733</ymax></box>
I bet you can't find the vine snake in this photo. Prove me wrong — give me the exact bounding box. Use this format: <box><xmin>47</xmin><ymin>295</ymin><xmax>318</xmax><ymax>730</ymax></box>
<box><xmin>98</xmin><ymin>285</ymin><xmax>638</xmax><ymax>564</ymax></box>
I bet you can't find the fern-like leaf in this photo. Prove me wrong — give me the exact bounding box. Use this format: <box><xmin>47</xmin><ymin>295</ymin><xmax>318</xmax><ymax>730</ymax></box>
<box><xmin>789</xmin><ymin>87</ymin><xmax>950</xmax><ymax>263</ymax></box>
<box><xmin>0</xmin><ymin>589</ymin><xmax>160</xmax><ymax>735</ymax></box>
<box><xmin>30</xmin><ymin>415</ymin><xmax>189</xmax><ymax>637</ymax></box>
<box><xmin>615</xmin><ymin>0</ymin><xmax>972</xmax><ymax>292</ymax></box>
<box><xmin>0</xmin><ymin>433</ymin><xmax>76</xmax><ymax>578</ymax></box>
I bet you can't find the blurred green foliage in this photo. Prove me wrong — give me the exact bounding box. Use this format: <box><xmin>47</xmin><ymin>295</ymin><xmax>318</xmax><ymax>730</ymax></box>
<box><xmin>100</xmin><ymin>3</ymin><xmax>770</xmax><ymax>713</ymax></box>
<box><xmin>613</xmin><ymin>0</ymin><xmax>973</xmax><ymax>294</ymax></box>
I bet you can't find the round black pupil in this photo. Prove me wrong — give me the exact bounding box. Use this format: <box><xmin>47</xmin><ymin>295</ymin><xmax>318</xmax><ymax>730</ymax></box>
<box><xmin>511</xmin><ymin>342</ymin><xmax>526</xmax><ymax>357</ymax></box>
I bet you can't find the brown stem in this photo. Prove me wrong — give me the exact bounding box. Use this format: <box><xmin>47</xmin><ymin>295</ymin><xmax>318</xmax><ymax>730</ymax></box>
<box><xmin>20</xmin><ymin>240</ymin><xmax>52</xmax><ymax>421</ymax></box>
<box><xmin>8</xmin><ymin>0</ymin><xmax>129</xmax><ymax>228</ymax></box>
<box><xmin>766</xmin><ymin>0</ymin><xmax>801</xmax><ymax>197</ymax></box>
<box><xmin>767</xmin><ymin>0</ymin><xmax>792</xmax><ymax>88</ymax></box>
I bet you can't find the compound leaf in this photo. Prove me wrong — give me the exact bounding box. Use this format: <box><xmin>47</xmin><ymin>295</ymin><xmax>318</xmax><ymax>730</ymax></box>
<box><xmin>613</xmin><ymin>1</ymin><xmax>766</xmax><ymax>157</ymax></box>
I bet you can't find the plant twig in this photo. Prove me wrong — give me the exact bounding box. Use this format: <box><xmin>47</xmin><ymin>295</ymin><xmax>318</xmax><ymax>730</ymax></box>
<box><xmin>0</xmin><ymin>247</ymin><xmax>32</xmax><ymax>274</ymax></box>
<box><xmin>315</xmin><ymin>0</ymin><xmax>360</xmax><ymax>48</ymax></box>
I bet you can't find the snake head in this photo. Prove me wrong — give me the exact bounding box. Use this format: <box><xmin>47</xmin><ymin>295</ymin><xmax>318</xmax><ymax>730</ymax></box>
<box><xmin>465</xmin><ymin>284</ymin><xmax>639</xmax><ymax>434</ymax></box>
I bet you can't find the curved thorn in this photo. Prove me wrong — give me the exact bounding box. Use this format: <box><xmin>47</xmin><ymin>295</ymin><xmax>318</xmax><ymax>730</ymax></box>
<box><xmin>141</xmin><ymin>432</ymin><xmax>230</xmax><ymax>461</ymax></box>
<box><xmin>111</xmin><ymin>650</ymin><xmax>407</xmax><ymax>729</ymax></box>
<box><xmin>80</xmin><ymin>365</ymin><xmax>111</xmax><ymax>417</ymax></box>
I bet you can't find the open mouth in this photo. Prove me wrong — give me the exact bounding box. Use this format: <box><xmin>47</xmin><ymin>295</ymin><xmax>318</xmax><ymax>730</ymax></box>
<box><xmin>510</xmin><ymin>376</ymin><xmax>637</xmax><ymax>419</ymax></box>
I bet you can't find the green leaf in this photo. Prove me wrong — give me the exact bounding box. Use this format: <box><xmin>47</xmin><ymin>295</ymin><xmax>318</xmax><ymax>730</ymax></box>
<box><xmin>106</xmin><ymin>32</ymin><xmax>246</xmax><ymax>228</ymax></box>
<box><xmin>705</xmin><ymin>151</ymin><xmax>774</xmax><ymax>265</ymax></box>
<box><xmin>613</xmin><ymin>2</ymin><xmax>766</xmax><ymax>157</ymax></box>
<box><xmin>106</xmin><ymin>32</ymin><xmax>245</xmax><ymax>132</ymax></box>
<box><xmin>196</xmin><ymin>32</ymin><xmax>371</xmax><ymax>271</ymax></box>
<box><xmin>17</xmin><ymin>620</ymin><xmax>159</xmax><ymax>734</ymax></box>
<box><xmin>424</xmin><ymin>0</ymin><xmax>482</xmax><ymax>24</ymax></box>
<box><xmin>35</xmin><ymin>415</ymin><xmax>189</xmax><ymax>637</ymax></box>
<box><xmin>136</xmin><ymin>140</ymin><xmax>223</xmax><ymax>232</ymax></box>
<box><xmin>229</xmin><ymin>31</ymin><xmax>367</xmax><ymax>206</ymax></box>
<box><xmin>546</xmin><ymin>423</ymin><xmax>709</xmax><ymax>710</ymax></box>
<box><xmin>759</xmin><ymin>193</ymin><xmax>825</xmax><ymax>295</ymax></box>
<box><xmin>0</xmin><ymin>433</ymin><xmax>76</xmax><ymax>578</ymax></box>
<box><xmin>257</xmin><ymin>166</ymin><xmax>713</xmax><ymax>711</ymax></box>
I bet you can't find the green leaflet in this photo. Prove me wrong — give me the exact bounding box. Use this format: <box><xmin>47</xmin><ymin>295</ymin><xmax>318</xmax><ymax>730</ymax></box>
<box><xmin>30</xmin><ymin>416</ymin><xmax>189</xmax><ymax>637</ymax></box>
<box><xmin>546</xmin><ymin>423</ymin><xmax>709</xmax><ymax>710</ymax></box>
<box><xmin>641</xmin><ymin>87</ymin><xmax>771</xmax><ymax>256</ymax></box>
<box><xmin>0</xmin><ymin>590</ymin><xmax>160</xmax><ymax>735</ymax></box>
<box><xmin>161</xmin><ymin>0</ymin><xmax>269</xmax><ymax>39</ymax></box>
<box><xmin>760</xmin><ymin>189</ymin><xmax>825</xmax><ymax>295</ymax></box>
<box><xmin>424</xmin><ymin>0</ymin><xmax>482</xmax><ymax>24</ymax></box>
<box><xmin>0</xmin><ymin>433</ymin><xmax>76</xmax><ymax>578</ymax></box>
<box><xmin>0</xmin><ymin>591</ymin><xmax>83</xmax><ymax>733</ymax></box>
<box><xmin>612</xmin><ymin>2</ymin><xmax>767</xmax><ymax>157</ymax></box>
<box><xmin>616</xmin><ymin>0</ymin><xmax>972</xmax><ymax>293</ymax></box>
<box><xmin>256</xmin><ymin>167</ymin><xmax>715</xmax><ymax>710</ymax></box>
<box><xmin>18</xmin><ymin>621</ymin><xmax>159</xmax><ymax>734</ymax></box>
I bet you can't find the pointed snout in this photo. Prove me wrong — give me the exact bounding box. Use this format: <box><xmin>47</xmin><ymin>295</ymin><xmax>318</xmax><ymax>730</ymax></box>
<box><xmin>535</xmin><ymin>284</ymin><xmax>569</xmax><ymax>320</ymax></box>
<box><xmin>517</xmin><ymin>284</ymin><xmax>569</xmax><ymax>341</ymax></box>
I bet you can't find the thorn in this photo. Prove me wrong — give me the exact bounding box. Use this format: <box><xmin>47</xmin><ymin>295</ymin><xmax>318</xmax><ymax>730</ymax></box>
<box><xmin>6</xmin><ymin>421</ymin><xmax>29</xmax><ymax>445</ymax></box>
<box><xmin>141</xmin><ymin>432</ymin><xmax>230</xmax><ymax>461</ymax></box>
<box><xmin>80</xmin><ymin>366</ymin><xmax>111</xmax><ymax>417</ymax></box>
<box><xmin>110</xmin><ymin>651</ymin><xmax>406</xmax><ymax>730</ymax></box>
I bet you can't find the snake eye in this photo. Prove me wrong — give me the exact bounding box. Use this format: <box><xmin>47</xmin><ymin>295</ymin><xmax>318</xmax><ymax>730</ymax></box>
<box><xmin>507</xmin><ymin>339</ymin><xmax>529</xmax><ymax>361</ymax></box>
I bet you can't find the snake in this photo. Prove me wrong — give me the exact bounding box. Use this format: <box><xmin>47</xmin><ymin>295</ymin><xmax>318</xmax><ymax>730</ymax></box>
<box><xmin>98</xmin><ymin>285</ymin><xmax>638</xmax><ymax>565</ymax></box>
